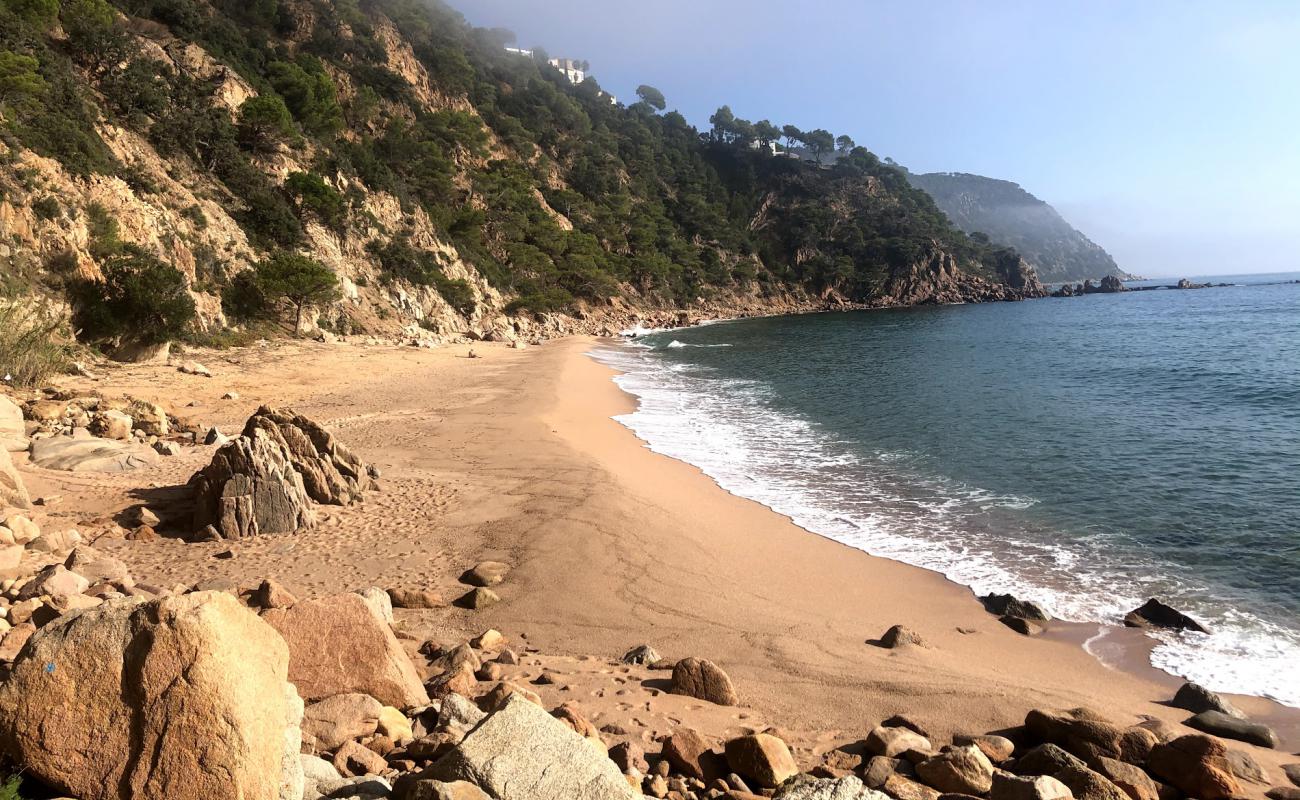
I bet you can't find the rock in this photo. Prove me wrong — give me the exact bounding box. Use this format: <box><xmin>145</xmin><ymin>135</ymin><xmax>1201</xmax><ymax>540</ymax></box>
<box><xmin>456</xmin><ymin>587</ymin><xmax>499</xmax><ymax>609</ymax></box>
<box><xmin>461</xmin><ymin>561</ymin><xmax>510</xmax><ymax>587</ymax></box>
<box><xmin>1024</xmin><ymin>708</ymin><xmax>1154</xmax><ymax>764</ymax></box>
<box><xmin>378</xmin><ymin>705</ymin><xmax>414</xmax><ymax>743</ymax></box>
<box><xmin>127</xmin><ymin>524</ymin><xmax>158</xmax><ymax>542</ymax></box>
<box><xmin>91</xmin><ymin>410</ymin><xmax>133</xmax><ymax>441</ymax></box>
<box><xmin>1093</xmin><ymin>757</ymin><xmax>1160</xmax><ymax>800</ymax></box>
<box><xmin>1146</xmin><ymin>735</ymin><xmax>1241</xmax><ymax>800</ymax></box>
<box><xmin>479</xmin><ymin>681</ymin><xmax>541</xmax><ymax>711</ymax></box>
<box><xmin>0</xmin><ymin>622</ymin><xmax>35</xmax><ymax>661</ymax></box>
<box><xmin>1015</xmin><ymin>744</ymin><xmax>1088</xmax><ymax>776</ymax></box>
<box><xmin>302</xmin><ymin>693</ymin><xmax>383</xmax><ymax>750</ymax></box>
<box><xmin>772</xmin><ymin>774</ymin><xmax>884</xmax><ymax>799</ymax></box>
<box><xmin>1267</xmin><ymin>790</ymin><xmax>1300</xmax><ymax>800</ymax></box>
<box><xmin>1171</xmin><ymin>682</ymin><xmax>1242</xmax><ymax>718</ymax></box>
<box><xmin>16</xmin><ymin>564</ymin><xmax>89</xmax><ymax>599</ymax></box>
<box><xmin>425</xmin><ymin>693</ymin><xmax>636</xmax><ymax>798</ymax></box>
<box><xmin>670</xmin><ymin>656</ymin><xmax>738</xmax><ymax>705</ymax></box>
<box><xmin>439</xmin><ymin>691</ymin><xmax>487</xmax><ymax>732</ymax></box>
<box><xmin>127</xmin><ymin>400</ymin><xmax>170</xmax><ymax>435</ymax></box>
<box><xmin>981</xmin><ymin>593</ymin><xmax>1051</xmax><ymax>621</ymax></box>
<box><xmin>1122</xmin><ymin>599</ymin><xmax>1208</xmax><ymax>633</ymax></box>
<box><xmin>864</xmin><ymin>756</ymin><xmax>914</xmax><ymax>789</ymax></box>
<box><xmin>610</xmin><ymin>741</ymin><xmax>648</xmax><ymax>775</ymax></box>
<box><xmin>28</xmin><ymin>526</ymin><xmax>82</xmax><ymax>554</ymax></box>
<box><xmin>191</xmin><ymin>407</ymin><xmax>375</xmax><ymax>539</ymax></box>
<box><xmin>880</xmin><ymin>625</ymin><xmax>926</xmax><ymax>648</ymax></box>
<box><xmin>260</xmin><ymin>593</ymin><xmax>429</xmax><ymax>708</ymax></box>
<box><xmin>883</xmin><ymin>773</ymin><xmax>941</xmax><ymax>800</ymax></box>
<box><xmin>552</xmin><ymin>701</ymin><xmax>603</xmax><ymax>746</ymax></box>
<box><xmin>223</xmin><ymin>391</ymin><xmax>240</xmax><ymax>400</ymax></box>
<box><xmin>129</xmin><ymin>505</ymin><xmax>161</xmax><ymax>528</ymax></box>
<box><xmin>953</xmin><ymin>734</ymin><xmax>1014</xmax><ymax>763</ymax></box>
<box><xmin>724</xmin><ymin>733</ymin><xmax>798</xmax><ymax>789</ymax></box>
<box><xmin>29</xmin><ymin>436</ymin><xmax>159</xmax><ymax>472</ymax></box>
<box><xmin>0</xmin><ymin>592</ymin><xmax>302</xmax><ymax>800</ymax></box>
<box><xmin>0</xmin><ymin>543</ymin><xmax>20</xmax><ymax>571</ymax></box>
<box><xmin>866</xmin><ymin>725</ymin><xmax>932</xmax><ymax>758</ymax></box>
<box><xmin>663</xmin><ymin>727</ymin><xmax>720</xmax><ymax>781</ymax></box>
<box><xmin>1000</xmin><ymin>615</ymin><xmax>1044</xmax><ymax>635</ymax></box>
<box><xmin>916</xmin><ymin>745</ymin><xmax>994</xmax><ymax>795</ymax></box>
<box><xmin>621</xmin><ymin>644</ymin><xmax>661</xmax><ymax>665</ymax></box>
<box><xmin>407</xmin><ymin>781</ymin><xmax>491</xmax><ymax>800</ymax></box>
<box><xmin>65</xmin><ymin>546</ymin><xmax>128</xmax><ymax>583</ymax></box>
<box><xmin>204</xmin><ymin>427</ymin><xmax>229</xmax><ymax>446</ymax></box>
<box><xmin>334</xmin><ymin>739</ymin><xmax>388</xmax><ymax>777</ymax></box>
<box><xmin>0</xmin><ymin>395</ymin><xmax>27</xmax><ymax>452</ymax></box>
<box><xmin>252</xmin><ymin>579</ymin><xmax>298</xmax><ymax>609</ymax></box>
<box><xmin>179</xmin><ymin>361</ymin><xmax>212</xmax><ymax>377</ymax></box>
<box><xmin>0</xmin><ymin>447</ymin><xmax>31</xmax><ymax>508</ymax></box>
<box><xmin>1185</xmin><ymin>710</ymin><xmax>1278</xmax><ymax>748</ymax></box>
<box><xmin>389</xmin><ymin>587</ymin><xmax>443</xmax><ymax>609</ymax></box>
<box><xmin>1285</xmin><ymin>764</ymin><xmax>1300</xmax><ymax>788</ymax></box>
<box><xmin>3</xmin><ymin>512</ymin><xmax>38</xmax><ymax>544</ymax></box>
<box><xmin>990</xmin><ymin>773</ymin><xmax>1074</xmax><ymax>800</ymax></box>
<box><xmin>1225</xmin><ymin>749</ymin><xmax>1272</xmax><ymax>786</ymax></box>
<box><xmin>301</xmin><ymin>753</ymin><xmax>343</xmax><ymax>796</ymax></box>
<box><xmin>1054</xmin><ymin>767</ymin><xmax>1129</xmax><ymax>800</ymax></box>
<box><xmin>470</xmin><ymin>629</ymin><xmax>504</xmax><ymax>650</ymax></box>
<box><xmin>154</xmin><ymin>440</ymin><xmax>182</xmax><ymax>457</ymax></box>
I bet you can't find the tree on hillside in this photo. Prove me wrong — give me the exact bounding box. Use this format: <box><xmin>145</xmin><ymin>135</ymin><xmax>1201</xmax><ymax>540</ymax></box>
<box><xmin>60</xmin><ymin>0</ymin><xmax>127</xmax><ymax>75</ymax></box>
<box><xmin>781</xmin><ymin>124</ymin><xmax>803</xmax><ymax>151</ymax></box>
<box><xmin>635</xmin><ymin>84</ymin><xmax>666</xmax><ymax>111</ymax></box>
<box><xmin>805</xmin><ymin>129</ymin><xmax>834</xmax><ymax>162</ymax></box>
<box><xmin>4</xmin><ymin>0</ymin><xmax>58</xmax><ymax>28</ymax></box>
<box><xmin>0</xmin><ymin>52</ymin><xmax>46</xmax><ymax>118</ymax></box>
<box><xmin>237</xmin><ymin>94</ymin><xmax>295</xmax><ymax>152</ymax></box>
<box><xmin>249</xmin><ymin>252</ymin><xmax>340</xmax><ymax>332</ymax></box>
<box><xmin>709</xmin><ymin>105</ymin><xmax>736</xmax><ymax>142</ymax></box>
<box><xmin>70</xmin><ymin>248</ymin><xmax>196</xmax><ymax>347</ymax></box>
<box><xmin>754</xmin><ymin>120</ymin><xmax>781</xmax><ymax>148</ymax></box>
<box><xmin>836</xmin><ymin>134</ymin><xmax>855</xmax><ymax>154</ymax></box>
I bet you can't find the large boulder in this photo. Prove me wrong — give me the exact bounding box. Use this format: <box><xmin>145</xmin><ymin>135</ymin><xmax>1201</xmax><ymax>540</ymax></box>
<box><xmin>302</xmin><ymin>693</ymin><xmax>383</xmax><ymax>750</ymax></box>
<box><xmin>1053</xmin><ymin>767</ymin><xmax>1129</xmax><ymax>800</ymax></box>
<box><xmin>261</xmin><ymin>592</ymin><xmax>428</xmax><ymax>709</ymax></box>
<box><xmin>724</xmin><ymin>733</ymin><xmax>799</xmax><ymax>789</ymax></box>
<box><xmin>29</xmin><ymin>434</ymin><xmax>159</xmax><ymax>472</ymax></box>
<box><xmin>425</xmin><ymin>693</ymin><xmax>636</xmax><ymax>799</ymax></box>
<box><xmin>1146</xmin><ymin>735</ymin><xmax>1241</xmax><ymax>800</ymax></box>
<box><xmin>0</xmin><ymin>592</ymin><xmax>303</xmax><ymax>800</ymax></box>
<box><xmin>0</xmin><ymin>394</ymin><xmax>26</xmax><ymax>452</ymax></box>
<box><xmin>1171</xmin><ymin>682</ymin><xmax>1243</xmax><ymax>718</ymax></box>
<box><xmin>1123</xmin><ymin>599</ymin><xmax>1208</xmax><ymax>633</ymax></box>
<box><xmin>1185</xmin><ymin>710</ymin><xmax>1278</xmax><ymax>748</ymax></box>
<box><xmin>190</xmin><ymin>407</ymin><xmax>374</xmax><ymax>539</ymax></box>
<box><xmin>773</xmin><ymin>775</ymin><xmax>887</xmax><ymax>800</ymax></box>
<box><xmin>670</xmin><ymin>656</ymin><xmax>738</xmax><ymax>705</ymax></box>
<box><xmin>0</xmin><ymin>446</ymin><xmax>30</xmax><ymax>509</ymax></box>
<box><xmin>915</xmin><ymin>745</ymin><xmax>994</xmax><ymax>794</ymax></box>
<box><xmin>1025</xmin><ymin>708</ymin><xmax>1154</xmax><ymax>764</ymax></box>
<box><xmin>991</xmin><ymin>773</ymin><xmax>1074</xmax><ymax>800</ymax></box>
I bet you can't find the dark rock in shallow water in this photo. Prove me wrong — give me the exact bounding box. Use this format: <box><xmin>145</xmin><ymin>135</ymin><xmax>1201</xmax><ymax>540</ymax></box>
<box><xmin>1172</xmin><ymin>681</ymin><xmax>1243</xmax><ymax>718</ymax></box>
<box><xmin>1185</xmin><ymin>710</ymin><xmax>1278</xmax><ymax>749</ymax></box>
<box><xmin>981</xmin><ymin>593</ymin><xmax>1051</xmax><ymax>621</ymax></box>
<box><xmin>1123</xmin><ymin>598</ymin><xmax>1208</xmax><ymax>634</ymax></box>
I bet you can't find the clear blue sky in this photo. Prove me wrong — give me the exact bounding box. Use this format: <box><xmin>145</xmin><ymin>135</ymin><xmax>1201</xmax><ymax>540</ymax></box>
<box><xmin>450</xmin><ymin>0</ymin><xmax>1300</xmax><ymax>277</ymax></box>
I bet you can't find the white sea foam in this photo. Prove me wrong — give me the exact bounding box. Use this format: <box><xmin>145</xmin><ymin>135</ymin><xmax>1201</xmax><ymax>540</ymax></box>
<box><xmin>592</xmin><ymin>341</ymin><xmax>1300</xmax><ymax>707</ymax></box>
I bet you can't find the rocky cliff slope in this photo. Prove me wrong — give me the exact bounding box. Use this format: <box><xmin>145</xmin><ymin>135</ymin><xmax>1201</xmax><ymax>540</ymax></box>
<box><xmin>906</xmin><ymin>172</ymin><xmax>1127</xmax><ymax>284</ymax></box>
<box><xmin>0</xmin><ymin>0</ymin><xmax>1041</xmax><ymax>357</ymax></box>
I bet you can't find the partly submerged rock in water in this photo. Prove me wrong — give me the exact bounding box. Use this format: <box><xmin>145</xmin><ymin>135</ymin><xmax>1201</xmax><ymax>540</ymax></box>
<box><xmin>1123</xmin><ymin>598</ymin><xmax>1208</xmax><ymax>634</ymax></box>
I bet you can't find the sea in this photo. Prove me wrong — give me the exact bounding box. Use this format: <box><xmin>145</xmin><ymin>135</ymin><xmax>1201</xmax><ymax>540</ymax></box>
<box><xmin>593</xmin><ymin>272</ymin><xmax>1300</xmax><ymax>706</ymax></box>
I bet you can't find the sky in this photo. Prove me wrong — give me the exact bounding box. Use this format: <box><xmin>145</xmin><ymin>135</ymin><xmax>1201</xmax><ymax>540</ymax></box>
<box><xmin>448</xmin><ymin>0</ymin><xmax>1300</xmax><ymax>278</ymax></box>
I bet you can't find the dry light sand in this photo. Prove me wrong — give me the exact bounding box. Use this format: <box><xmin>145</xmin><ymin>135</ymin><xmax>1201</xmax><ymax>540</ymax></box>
<box><xmin>17</xmin><ymin>335</ymin><xmax>1299</xmax><ymax>776</ymax></box>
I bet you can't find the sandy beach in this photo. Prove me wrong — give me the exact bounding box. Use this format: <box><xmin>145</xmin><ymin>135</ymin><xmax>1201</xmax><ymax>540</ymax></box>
<box><xmin>18</xmin><ymin>335</ymin><xmax>1298</xmax><ymax>781</ymax></box>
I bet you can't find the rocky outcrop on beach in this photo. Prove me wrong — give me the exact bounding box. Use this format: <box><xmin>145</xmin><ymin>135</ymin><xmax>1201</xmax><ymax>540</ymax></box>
<box><xmin>190</xmin><ymin>407</ymin><xmax>375</xmax><ymax>539</ymax></box>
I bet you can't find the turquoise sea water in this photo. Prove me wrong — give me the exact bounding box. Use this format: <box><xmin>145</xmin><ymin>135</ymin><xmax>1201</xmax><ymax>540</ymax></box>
<box><xmin>595</xmin><ymin>272</ymin><xmax>1300</xmax><ymax>705</ymax></box>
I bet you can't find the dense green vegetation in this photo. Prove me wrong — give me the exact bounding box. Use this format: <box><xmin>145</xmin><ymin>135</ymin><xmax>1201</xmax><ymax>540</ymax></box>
<box><xmin>223</xmin><ymin>251</ymin><xmax>339</xmax><ymax>330</ymax></box>
<box><xmin>0</xmin><ymin>0</ymin><xmax>1027</xmax><ymax>334</ymax></box>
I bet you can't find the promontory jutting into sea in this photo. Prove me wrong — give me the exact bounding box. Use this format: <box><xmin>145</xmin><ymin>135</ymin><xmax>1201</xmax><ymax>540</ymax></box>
<box><xmin>0</xmin><ymin>0</ymin><xmax>1297</xmax><ymax>798</ymax></box>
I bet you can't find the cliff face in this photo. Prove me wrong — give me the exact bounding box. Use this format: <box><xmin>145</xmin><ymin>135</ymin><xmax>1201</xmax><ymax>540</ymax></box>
<box><xmin>906</xmin><ymin>172</ymin><xmax>1127</xmax><ymax>284</ymax></box>
<box><xmin>0</xmin><ymin>0</ymin><xmax>1043</xmax><ymax>352</ymax></box>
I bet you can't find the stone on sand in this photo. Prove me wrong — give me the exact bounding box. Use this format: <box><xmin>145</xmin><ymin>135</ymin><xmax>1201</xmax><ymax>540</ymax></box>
<box><xmin>952</xmin><ymin>734</ymin><xmax>1014</xmax><ymax>763</ymax></box>
<box><xmin>990</xmin><ymin>773</ymin><xmax>1073</xmax><ymax>800</ymax></box>
<box><xmin>880</xmin><ymin>624</ymin><xmax>926</xmax><ymax>648</ymax></box>
<box><xmin>260</xmin><ymin>592</ymin><xmax>429</xmax><ymax>708</ymax></box>
<box><xmin>30</xmin><ymin>435</ymin><xmax>159</xmax><ymax>473</ymax></box>
<box><xmin>355</xmin><ymin>586</ymin><xmax>393</xmax><ymax>623</ymax></box>
<box><xmin>1184</xmin><ymin>710</ymin><xmax>1278</xmax><ymax>749</ymax></box>
<box><xmin>1146</xmin><ymin>734</ymin><xmax>1242</xmax><ymax>800</ymax></box>
<box><xmin>773</xmin><ymin>774</ymin><xmax>886</xmax><ymax>800</ymax></box>
<box><xmin>662</xmin><ymin>727</ymin><xmax>719</xmax><ymax>781</ymax></box>
<box><xmin>252</xmin><ymin>579</ymin><xmax>298</xmax><ymax>609</ymax></box>
<box><xmin>389</xmin><ymin>587</ymin><xmax>443</xmax><ymax>609</ymax></box>
<box><xmin>1053</xmin><ymin>766</ymin><xmax>1130</xmax><ymax>800</ymax></box>
<box><xmin>426</xmin><ymin>693</ymin><xmax>636</xmax><ymax>799</ymax></box>
<box><xmin>457</xmin><ymin>587</ymin><xmax>499</xmax><ymax>610</ymax></box>
<box><xmin>462</xmin><ymin>561</ymin><xmax>509</xmax><ymax>587</ymax></box>
<box><xmin>1171</xmin><ymin>682</ymin><xmax>1243</xmax><ymax>718</ymax></box>
<box><xmin>866</xmin><ymin>726</ymin><xmax>932</xmax><ymax>758</ymax></box>
<box><xmin>16</xmin><ymin>563</ymin><xmax>89</xmax><ymax>599</ymax></box>
<box><xmin>621</xmin><ymin>644</ymin><xmax>660</xmax><ymax>665</ymax></box>
<box><xmin>0</xmin><ymin>592</ymin><xmax>302</xmax><ymax>800</ymax></box>
<box><xmin>91</xmin><ymin>410</ymin><xmax>133</xmax><ymax>440</ymax></box>
<box><xmin>1093</xmin><ymin>757</ymin><xmax>1160</xmax><ymax>800</ymax></box>
<box><xmin>724</xmin><ymin>733</ymin><xmax>799</xmax><ymax>789</ymax></box>
<box><xmin>670</xmin><ymin>656</ymin><xmax>738</xmax><ymax>705</ymax></box>
<box><xmin>0</xmin><ymin>395</ymin><xmax>27</xmax><ymax>452</ymax></box>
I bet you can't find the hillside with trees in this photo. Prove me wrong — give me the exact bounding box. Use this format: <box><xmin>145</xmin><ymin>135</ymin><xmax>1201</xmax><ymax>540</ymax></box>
<box><xmin>905</xmin><ymin>172</ymin><xmax>1129</xmax><ymax>284</ymax></box>
<box><xmin>0</xmin><ymin>0</ymin><xmax>1044</xmax><ymax>363</ymax></box>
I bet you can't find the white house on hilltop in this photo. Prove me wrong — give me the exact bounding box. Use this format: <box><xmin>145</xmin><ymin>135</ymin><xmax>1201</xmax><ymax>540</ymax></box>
<box><xmin>503</xmin><ymin>46</ymin><xmax>533</xmax><ymax>58</ymax></box>
<box><xmin>548</xmin><ymin>57</ymin><xmax>586</xmax><ymax>85</ymax></box>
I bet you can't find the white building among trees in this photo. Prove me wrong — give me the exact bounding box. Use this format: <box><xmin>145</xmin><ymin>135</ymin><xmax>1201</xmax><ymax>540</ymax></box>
<box><xmin>548</xmin><ymin>58</ymin><xmax>586</xmax><ymax>85</ymax></box>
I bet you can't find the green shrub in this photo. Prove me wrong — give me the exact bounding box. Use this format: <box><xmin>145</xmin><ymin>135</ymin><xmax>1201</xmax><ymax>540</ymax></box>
<box><xmin>235</xmin><ymin>252</ymin><xmax>339</xmax><ymax>331</ymax></box>
<box><xmin>0</xmin><ymin>300</ymin><xmax>73</xmax><ymax>386</ymax></box>
<box><xmin>367</xmin><ymin>236</ymin><xmax>476</xmax><ymax>316</ymax></box>
<box><xmin>284</xmin><ymin>171</ymin><xmax>347</xmax><ymax>231</ymax></box>
<box><xmin>70</xmin><ymin>247</ymin><xmax>196</xmax><ymax>346</ymax></box>
<box><xmin>0</xmin><ymin>772</ymin><xmax>23</xmax><ymax>800</ymax></box>
<box><xmin>504</xmin><ymin>287</ymin><xmax>573</xmax><ymax>315</ymax></box>
<box><xmin>236</xmin><ymin>94</ymin><xmax>295</xmax><ymax>152</ymax></box>
<box><xmin>220</xmin><ymin>269</ymin><xmax>270</xmax><ymax>322</ymax></box>
<box><xmin>30</xmin><ymin>195</ymin><xmax>58</xmax><ymax>220</ymax></box>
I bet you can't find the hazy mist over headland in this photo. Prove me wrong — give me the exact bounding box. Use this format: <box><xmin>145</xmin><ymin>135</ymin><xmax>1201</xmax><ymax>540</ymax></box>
<box><xmin>454</xmin><ymin>0</ymin><xmax>1300</xmax><ymax>278</ymax></box>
